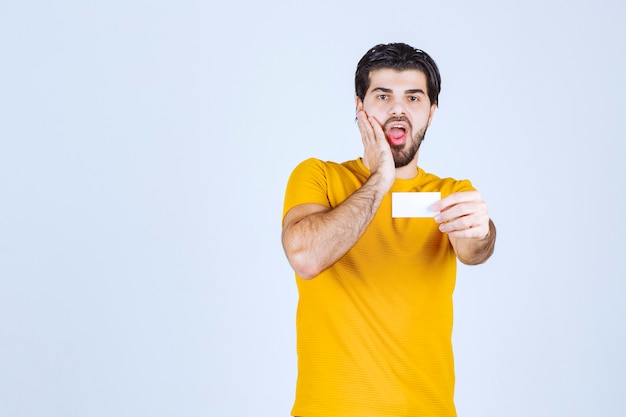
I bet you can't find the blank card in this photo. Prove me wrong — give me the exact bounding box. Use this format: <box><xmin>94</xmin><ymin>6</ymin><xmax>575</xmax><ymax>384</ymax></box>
<box><xmin>391</xmin><ymin>192</ymin><xmax>440</xmax><ymax>218</ymax></box>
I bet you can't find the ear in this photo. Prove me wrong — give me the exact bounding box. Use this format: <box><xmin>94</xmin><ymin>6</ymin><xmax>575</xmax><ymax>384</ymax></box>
<box><xmin>427</xmin><ymin>103</ymin><xmax>437</xmax><ymax>127</ymax></box>
<box><xmin>355</xmin><ymin>97</ymin><xmax>363</xmax><ymax>112</ymax></box>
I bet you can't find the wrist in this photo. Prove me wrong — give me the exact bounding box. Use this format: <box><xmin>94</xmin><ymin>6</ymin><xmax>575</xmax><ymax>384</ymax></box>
<box><xmin>369</xmin><ymin>168</ymin><xmax>395</xmax><ymax>188</ymax></box>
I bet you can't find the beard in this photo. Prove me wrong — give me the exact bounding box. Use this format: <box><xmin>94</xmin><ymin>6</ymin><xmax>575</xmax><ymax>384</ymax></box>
<box><xmin>384</xmin><ymin>116</ymin><xmax>428</xmax><ymax>168</ymax></box>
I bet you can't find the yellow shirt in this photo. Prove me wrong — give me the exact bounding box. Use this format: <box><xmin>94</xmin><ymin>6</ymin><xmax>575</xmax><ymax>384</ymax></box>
<box><xmin>283</xmin><ymin>158</ymin><xmax>475</xmax><ymax>417</ymax></box>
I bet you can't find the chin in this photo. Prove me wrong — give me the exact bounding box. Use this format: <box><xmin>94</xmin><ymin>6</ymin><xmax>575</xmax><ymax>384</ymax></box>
<box><xmin>392</xmin><ymin>148</ymin><xmax>418</xmax><ymax>168</ymax></box>
<box><xmin>393</xmin><ymin>156</ymin><xmax>414</xmax><ymax>168</ymax></box>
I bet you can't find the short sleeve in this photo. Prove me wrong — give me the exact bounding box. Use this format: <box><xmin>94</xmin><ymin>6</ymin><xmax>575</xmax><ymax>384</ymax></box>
<box><xmin>282</xmin><ymin>158</ymin><xmax>331</xmax><ymax>222</ymax></box>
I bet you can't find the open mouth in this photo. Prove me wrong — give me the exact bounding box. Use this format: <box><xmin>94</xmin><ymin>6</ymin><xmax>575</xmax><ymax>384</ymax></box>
<box><xmin>385</xmin><ymin>123</ymin><xmax>408</xmax><ymax>146</ymax></box>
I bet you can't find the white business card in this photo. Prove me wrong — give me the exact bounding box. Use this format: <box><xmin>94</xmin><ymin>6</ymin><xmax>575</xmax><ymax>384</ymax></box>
<box><xmin>391</xmin><ymin>192</ymin><xmax>440</xmax><ymax>218</ymax></box>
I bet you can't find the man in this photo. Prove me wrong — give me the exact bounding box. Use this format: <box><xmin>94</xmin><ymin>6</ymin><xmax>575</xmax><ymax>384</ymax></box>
<box><xmin>281</xmin><ymin>43</ymin><xmax>496</xmax><ymax>417</ymax></box>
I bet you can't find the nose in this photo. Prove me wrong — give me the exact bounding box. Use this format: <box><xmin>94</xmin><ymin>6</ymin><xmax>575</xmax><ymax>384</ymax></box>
<box><xmin>389</xmin><ymin>97</ymin><xmax>406</xmax><ymax>116</ymax></box>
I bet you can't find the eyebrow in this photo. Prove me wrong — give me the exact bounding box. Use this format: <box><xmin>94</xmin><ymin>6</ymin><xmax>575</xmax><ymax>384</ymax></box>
<box><xmin>371</xmin><ymin>87</ymin><xmax>426</xmax><ymax>95</ymax></box>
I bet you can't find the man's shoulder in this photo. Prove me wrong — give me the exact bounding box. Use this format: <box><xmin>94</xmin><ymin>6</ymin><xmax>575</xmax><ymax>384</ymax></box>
<box><xmin>417</xmin><ymin>167</ymin><xmax>475</xmax><ymax>194</ymax></box>
<box><xmin>294</xmin><ymin>157</ymin><xmax>358</xmax><ymax>166</ymax></box>
<box><xmin>291</xmin><ymin>157</ymin><xmax>362</xmax><ymax>176</ymax></box>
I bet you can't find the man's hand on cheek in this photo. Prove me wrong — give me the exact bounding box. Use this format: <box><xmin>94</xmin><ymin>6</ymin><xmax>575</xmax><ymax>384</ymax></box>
<box><xmin>356</xmin><ymin>110</ymin><xmax>395</xmax><ymax>182</ymax></box>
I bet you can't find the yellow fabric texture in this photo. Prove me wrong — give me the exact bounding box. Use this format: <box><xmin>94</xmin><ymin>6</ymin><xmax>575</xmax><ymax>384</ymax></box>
<box><xmin>283</xmin><ymin>158</ymin><xmax>475</xmax><ymax>417</ymax></box>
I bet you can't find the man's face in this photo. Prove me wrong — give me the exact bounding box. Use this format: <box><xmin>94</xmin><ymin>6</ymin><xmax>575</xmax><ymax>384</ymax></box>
<box><xmin>357</xmin><ymin>68</ymin><xmax>437</xmax><ymax>168</ymax></box>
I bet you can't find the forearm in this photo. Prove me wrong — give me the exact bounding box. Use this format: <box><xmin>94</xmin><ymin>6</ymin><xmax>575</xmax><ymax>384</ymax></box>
<box><xmin>282</xmin><ymin>172</ymin><xmax>390</xmax><ymax>279</ymax></box>
<box><xmin>454</xmin><ymin>219</ymin><xmax>497</xmax><ymax>265</ymax></box>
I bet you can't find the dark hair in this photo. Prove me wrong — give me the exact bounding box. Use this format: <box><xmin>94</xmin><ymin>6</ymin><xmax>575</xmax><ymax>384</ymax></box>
<box><xmin>355</xmin><ymin>43</ymin><xmax>441</xmax><ymax>106</ymax></box>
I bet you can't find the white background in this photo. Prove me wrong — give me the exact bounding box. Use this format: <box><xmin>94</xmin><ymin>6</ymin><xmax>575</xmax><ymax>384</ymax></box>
<box><xmin>1</xmin><ymin>1</ymin><xmax>624</xmax><ymax>416</ymax></box>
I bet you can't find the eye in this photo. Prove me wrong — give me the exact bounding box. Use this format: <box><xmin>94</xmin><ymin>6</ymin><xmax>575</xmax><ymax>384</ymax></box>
<box><xmin>377</xmin><ymin>94</ymin><xmax>389</xmax><ymax>100</ymax></box>
<box><xmin>408</xmin><ymin>96</ymin><xmax>419</xmax><ymax>102</ymax></box>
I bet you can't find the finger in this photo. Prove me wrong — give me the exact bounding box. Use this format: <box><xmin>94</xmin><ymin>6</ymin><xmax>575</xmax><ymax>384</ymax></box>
<box><xmin>431</xmin><ymin>191</ymin><xmax>482</xmax><ymax>212</ymax></box>
<box><xmin>434</xmin><ymin>200</ymin><xmax>487</xmax><ymax>224</ymax></box>
<box><xmin>356</xmin><ymin>111</ymin><xmax>375</xmax><ymax>145</ymax></box>
<box><xmin>431</xmin><ymin>191</ymin><xmax>481</xmax><ymax>212</ymax></box>
<box><xmin>443</xmin><ymin>221</ymin><xmax>490</xmax><ymax>239</ymax></box>
<box><xmin>438</xmin><ymin>214</ymin><xmax>490</xmax><ymax>238</ymax></box>
<box><xmin>446</xmin><ymin>227</ymin><xmax>489</xmax><ymax>240</ymax></box>
<box><xmin>368</xmin><ymin>116</ymin><xmax>386</xmax><ymax>141</ymax></box>
<box><xmin>438</xmin><ymin>213</ymin><xmax>483</xmax><ymax>232</ymax></box>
